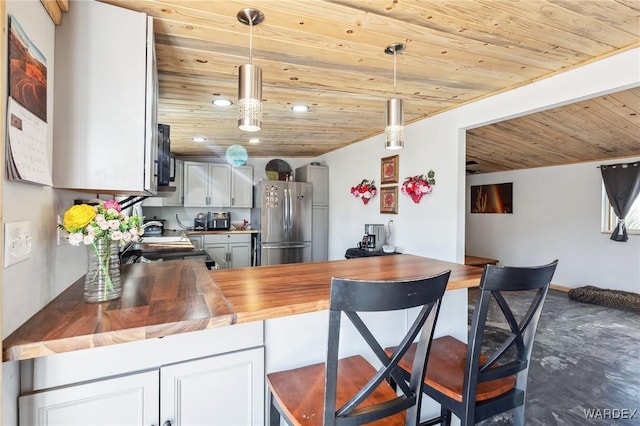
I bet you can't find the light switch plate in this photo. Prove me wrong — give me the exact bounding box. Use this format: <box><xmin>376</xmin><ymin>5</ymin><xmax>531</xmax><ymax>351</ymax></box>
<box><xmin>4</xmin><ymin>221</ymin><xmax>32</xmax><ymax>267</ymax></box>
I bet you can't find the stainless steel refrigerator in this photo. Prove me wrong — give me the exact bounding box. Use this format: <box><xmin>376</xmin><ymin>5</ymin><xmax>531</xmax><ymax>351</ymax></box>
<box><xmin>251</xmin><ymin>180</ymin><xmax>312</xmax><ymax>265</ymax></box>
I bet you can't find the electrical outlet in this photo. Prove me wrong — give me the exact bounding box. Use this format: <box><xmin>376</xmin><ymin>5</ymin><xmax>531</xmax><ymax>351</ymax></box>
<box><xmin>4</xmin><ymin>221</ymin><xmax>32</xmax><ymax>267</ymax></box>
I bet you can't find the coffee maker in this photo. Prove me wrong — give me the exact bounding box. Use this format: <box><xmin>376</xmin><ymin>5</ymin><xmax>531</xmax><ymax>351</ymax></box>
<box><xmin>360</xmin><ymin>224</ymin><xmax>385</xmax><ymax>252</ymax></box>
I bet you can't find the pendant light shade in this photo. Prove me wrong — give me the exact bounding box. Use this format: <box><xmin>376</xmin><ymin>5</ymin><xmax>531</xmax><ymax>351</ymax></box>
<box><xmin>385</xmin><ymin>43</ymin><xmax>405</xmax><ymax>150</ymax></box>
<box><xmin>237</xmin><ymin>8</ymin><xmax>264</xmax><ymax>132</ymax></box>
<box><xmin>385</xmin><ymin>98</ymin><xmax>404</xmax><ymax>150</ymax></box>
<box><xmin>238</xmin><ymin>64</ymin><xmax>262</xmax><ymax>132</ymax></box>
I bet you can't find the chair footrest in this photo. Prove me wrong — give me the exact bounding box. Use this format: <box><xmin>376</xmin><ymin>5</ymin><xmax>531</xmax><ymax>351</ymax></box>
<box><xmin>420</xmin><ymin>416</ymin><xmax>443</xmax><ymax>426</ymax></box>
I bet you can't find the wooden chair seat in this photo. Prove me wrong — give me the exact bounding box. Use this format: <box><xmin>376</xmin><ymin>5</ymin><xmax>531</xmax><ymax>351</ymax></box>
<box><xmin>386</xmin><ymin>260</ymin><xmax>558</xmax><ymax>426</ymax></box>
<box><xmin>392</xmin><ymin>336</ymin><xmax>516</xmax><ymax>403</ymax></box>
<box><xmin>267</xmin><ymin>271</ymin><xmax>452</xmax><ymax>425</ymax></box>
<box><xmin>267</xmin><ymin>355</ymin><xmax>408</xmax><ymax>426</ymax></box>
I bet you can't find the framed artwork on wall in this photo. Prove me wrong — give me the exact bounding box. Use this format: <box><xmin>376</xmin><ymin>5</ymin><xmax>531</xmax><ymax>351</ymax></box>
<box><xmin>470</xmin><ymin>182</ymin><xmax>513</xmax><ymax>213</ymax></box>
<box><xmin>380</xmin><ymin>186</ymin><xmax>398</xmax><ymax>214</ymax></box>
<box><xmin>381</xmin><ymin>155</ymin><xmax>399</xmax><ymax>184</ymax></box>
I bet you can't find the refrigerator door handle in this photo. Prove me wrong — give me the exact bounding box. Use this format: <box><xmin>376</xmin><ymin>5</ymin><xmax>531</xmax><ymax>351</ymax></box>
<box><xmin>282</xmin><ymin>187</ymin><xmax>289</xmax><ymax>233</ymax></box>
<box><xmin>288</xmin><ymin>186</ymin><xmax>293</xmax><ymax>231</ymax></box>
<box><xmin>284</xmin><ymin>188</ymin><xmax>292</xmax><ymax>232</ymax></box>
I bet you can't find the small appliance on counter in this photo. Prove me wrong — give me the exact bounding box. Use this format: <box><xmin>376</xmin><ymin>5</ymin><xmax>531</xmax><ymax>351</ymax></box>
<box><xmin>142</xmin><ymin>219</ymin><xmax>165</xmax><ymax>236</ymax></box>
<box><xmin>206</xmin><ymin>211</ymin><xmax>230</xmax><ymax>230</ymax></box>
<box><xmin>358</xmin><ymin>224</ymin><xmax>385</xmax><ymax>252</ymax></box>
<box><xmin>194</xmin><ymin>213</ymin><xmax>207</xmax><ymax>231</ymax></box>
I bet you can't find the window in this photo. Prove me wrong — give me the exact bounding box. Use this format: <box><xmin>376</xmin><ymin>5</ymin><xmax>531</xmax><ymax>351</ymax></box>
<box><xmin>603</xmin><ymin>188</ymin><xmax>640</xmax><ymax>234</ymax></box>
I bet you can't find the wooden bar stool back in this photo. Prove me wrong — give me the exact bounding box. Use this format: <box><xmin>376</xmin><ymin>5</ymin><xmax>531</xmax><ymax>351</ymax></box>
<box><xmin>391</xmin><ymin>260</ymin><xmax>558</xmax><ymax>426</ymax></box>
<box><xmin>267</xmin><ymin>270</ymin><xmax>451</xmax><ymax>426</ymax></box>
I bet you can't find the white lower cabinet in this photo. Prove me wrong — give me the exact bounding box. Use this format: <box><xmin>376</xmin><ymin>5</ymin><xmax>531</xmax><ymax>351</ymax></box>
<box><xmin>20</xmin><ymin>323</ymin><xmax>265</xmax><ymax>426</ymax></box>
<box><xmin>19</xmin><ymin>348</ymin><xmax>264</xmax><ymax>426</ymax></box>
<box><xmin>19</xmin><ymin>370</ymin><xmax>159</xmax><ymax>426</ymax></box>
<box><xmin>161</xmin><ymin>347</ymin><xmax>264</xmax><ymax>426</ymax></box>
<box><xmin>204</xmin><ymin>234</ymin><xmax>252</xmax><ymax>269</ymax></box>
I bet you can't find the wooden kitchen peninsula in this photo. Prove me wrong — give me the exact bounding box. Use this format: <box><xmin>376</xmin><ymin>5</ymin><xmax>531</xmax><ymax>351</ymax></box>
<box><xmin>5</xmin><ymin>255</ymin><xmax>483</xmax><ymax>426</ymax></box>
<box><xmin>3</xmin><ymin>255</ymin><xmax>481</xmax><ymax>361</ymax></box>
<box><xmin>211</xmin><ymin>254</ymin><xmax>483</xmax><ymax>323</ymax></box>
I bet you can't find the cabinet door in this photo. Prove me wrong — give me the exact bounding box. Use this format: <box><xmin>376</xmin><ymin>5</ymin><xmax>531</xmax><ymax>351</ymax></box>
<box><xmin>183</xmin><ymin>161</ymin><xmax>210</xmax><ymax>206</ymax></box>
<box><xmin>231</xmin><ymin>166</ymin><xmax>254</xmax><ymax>207</ymax></box>
<box><xmin>296</xmin><ymin>165</ymin><xmax>329</xmax><ymax>205</ymax></box>
<box><xmin>53</xmin><ymin>1</ymin><xmax>155</xmax><ymax>194</ymax></box>
<box><xmin>204</xmin><ymin>243</ymin><xmax>229</xmax><ymax>269</ymax></box>
<box><xmin>160</xmin><ymin>347</ymin><xmax>265</xmax><ymax>426</ymax></box>
<box><xmin>163</xmin><ymin>158</ymin><xmax>184</xmax><ymax>206</ymax></box>
<box><xmin>19</xmin><ymin>371</ymin><xmax>159</xmax><ymax>426</ymax></box>
<box><xmin>208</xmin><ymin>164</ymin><xmax>232</xmax><ymax>207</ymax></box>
<box><xmin>311</xmin><ymin>205</ymin><xmax>329</xmax><ymax>261</ymax></box>
<box><xmin>229</xmin><ymin>242</ymin><xmax>252</xmax><ymax>268</ymax></box>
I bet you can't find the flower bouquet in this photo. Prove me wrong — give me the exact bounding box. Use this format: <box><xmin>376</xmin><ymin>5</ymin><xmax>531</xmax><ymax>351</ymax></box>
<box><xmin>60</xmin><ymin>200</ymin><xmax>143</xmax><ymax>302</ymax></box>
<box><xmin>401</xmin><ymin>170</ymin><xmax>436</xmax><ymax>203</ymax></box>
<box><xmin>351</xmin><ymin>179</ymin><xmax>377</xmax><ymax>205</ymax></box>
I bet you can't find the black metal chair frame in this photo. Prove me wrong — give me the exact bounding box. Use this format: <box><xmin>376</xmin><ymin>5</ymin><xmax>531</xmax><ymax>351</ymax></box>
<box><xmin>269</xmin><ymin>270</ymin><xmax>451</xmax><ymax>426</ymax></box>
<box><xmin>424</xmin><ymin>260</ymin><xmax>558</xmax><ymax>426</ymax></box>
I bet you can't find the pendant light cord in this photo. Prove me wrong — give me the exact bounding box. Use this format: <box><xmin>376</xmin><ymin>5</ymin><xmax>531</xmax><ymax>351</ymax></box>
<box><xmin>393</xmin><ymin>49</ymin><xmax>397</xmax><ymax>97</ymax></box>
<box><xmin>249</xmin><ymin>24</ymin><xmax>253</xmax><ymax>65</ymax></box>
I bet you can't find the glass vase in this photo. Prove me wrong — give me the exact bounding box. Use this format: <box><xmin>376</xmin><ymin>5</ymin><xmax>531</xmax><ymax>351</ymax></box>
<box><xmin>85</xmin><ymin>239</ymin><xmax>122</xmax><ymax>303</ymax></box>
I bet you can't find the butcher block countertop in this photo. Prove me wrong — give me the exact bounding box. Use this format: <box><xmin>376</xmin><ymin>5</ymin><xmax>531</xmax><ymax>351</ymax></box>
<box><xmin>2</xmin><ymin>255</ymin><xmax>482</xmax><ymax>362</ymax></box>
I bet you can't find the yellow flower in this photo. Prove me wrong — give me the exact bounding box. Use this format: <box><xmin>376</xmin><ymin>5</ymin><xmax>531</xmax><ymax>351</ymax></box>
<box><xmin>63</xmin><ymin>204</ymin><xmax>96</xmax><ymax>231</ymax></box>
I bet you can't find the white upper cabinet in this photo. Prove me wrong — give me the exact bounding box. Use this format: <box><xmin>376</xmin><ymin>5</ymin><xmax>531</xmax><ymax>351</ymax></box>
<box><xmin>296</xmin><ymin>165</ymin><xmax>329</xmax><ymax>205</ymax></box>
<box><xmin>53</xmin><ymin>1</ymin><xmax>157</xmax><ymax>195</ymax></box>
<box><xmin>231</xmin><ymin>165</ymin><xmax>254</xmax><ymax>207</ymax></box>
<box><xmin>183</xmin><ymin>162</ymin><xmax>253</xmax><ymax>208</ymax></box>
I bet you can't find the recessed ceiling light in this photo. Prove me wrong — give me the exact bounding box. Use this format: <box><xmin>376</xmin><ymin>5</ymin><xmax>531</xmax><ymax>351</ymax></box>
<box><xmin>192</xmin><ymin>136</ymin><xmax>207</xmax><ymax>143</ymax></box>
<box><xmin>291</xmin><ymin>104</ymin><xmax>309</xmax><ymax>112</ymax></box>
<box><xmin>212</xmin><ymin>99</ymin><xmax>233</xmax><ymax>107</ymax></box>
<box><xmin>249</xmin><ymin>138</ymin><xmax>260</xmax><ymax>144</ymax></box>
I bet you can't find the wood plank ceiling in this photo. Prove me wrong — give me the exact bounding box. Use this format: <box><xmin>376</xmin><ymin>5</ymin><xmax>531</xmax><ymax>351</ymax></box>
<box><xmin>99</xmin><ymin>0</ymin><xmax>640</xmax><ymax>173</ymax></box>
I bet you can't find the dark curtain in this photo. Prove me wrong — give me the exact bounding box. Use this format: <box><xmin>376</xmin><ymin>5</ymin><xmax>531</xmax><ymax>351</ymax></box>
<box><xmin>600</xmin><ymin>161</ymin><xmax>640</xmax><ymax>242</ymax></box>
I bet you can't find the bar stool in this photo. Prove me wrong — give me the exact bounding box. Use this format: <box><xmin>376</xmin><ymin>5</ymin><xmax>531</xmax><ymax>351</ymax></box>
<box><xmin>267</xmin><ymin>270</ymin><xmax>451</xmax><ymax>425</ymax></box>
<box><xmin>388</xmin><ymin>260</ymin><xmax>558</xmax><ymax>426</ymax></box>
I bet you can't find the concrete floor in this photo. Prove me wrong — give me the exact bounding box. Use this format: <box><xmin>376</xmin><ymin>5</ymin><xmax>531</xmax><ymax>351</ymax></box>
<box><xmin>469</xmin><ymin>289</ymin><xmax>640</xmax><ymax>425</ymax></box>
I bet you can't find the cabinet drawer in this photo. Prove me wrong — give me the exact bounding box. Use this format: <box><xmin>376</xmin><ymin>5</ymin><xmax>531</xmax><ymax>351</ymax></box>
<box><xmin>204</xmin><ymin>233</ymin><xmax>251</xmax><ymax>244</ymax></box>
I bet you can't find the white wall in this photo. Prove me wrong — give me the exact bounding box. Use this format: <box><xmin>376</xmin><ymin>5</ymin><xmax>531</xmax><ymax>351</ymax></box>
<box><xmin>2</xmin><ymin>1</ymin><xmax>89</xmax><ymax>338</ymax></box>
<box><xmin>467</xmin><ymin>158</ymin><xmax>640</xmax><ymax>294</ymax></box>
<box><xmin>321</xmin><ymin>48</ymin><xmax>639</xmax><ymax>270</ymax></box>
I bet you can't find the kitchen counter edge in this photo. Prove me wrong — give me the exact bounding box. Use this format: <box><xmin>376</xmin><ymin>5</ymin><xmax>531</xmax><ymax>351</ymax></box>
<box><xmin>2</xmin><ymin>256</ymin><xmax>482</xmax><ymax>362</ymax></box>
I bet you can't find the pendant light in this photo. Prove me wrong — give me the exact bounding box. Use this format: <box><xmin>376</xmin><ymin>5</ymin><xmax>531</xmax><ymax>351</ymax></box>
<box><xmin>385</xmin><ymin>43</ymin><xmax>405</xmax><ymax>150</ymax></box>
<box><xmin>237</xmin><ymin>8</ymin><xmax>264</xmax><ymax>132</ymax></box>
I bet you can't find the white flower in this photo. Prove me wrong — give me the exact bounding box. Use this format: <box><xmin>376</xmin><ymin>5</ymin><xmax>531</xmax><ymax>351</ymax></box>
<box><xmin>83</xmin><ymin>234</ymin><xmax>95</xmax><ymax>245</ymax></box>
<box><xmin>363</xmin><ymin>191</ymin><xmax>372</xmax><ymax>199</ymax></box>
<box><xmin>111</xmin><ymin>230</ymin><xmax>123</xmax><ymax>241</ymax></box>
<box><xmin>69</xmin><ymin>232</ymin><xmax>84</xmax><ymax>246</ymax></box>
<box><xmin>108</xmin><ymin>219</ymin><xmax>121</xmax><ymax>230</ymax></box>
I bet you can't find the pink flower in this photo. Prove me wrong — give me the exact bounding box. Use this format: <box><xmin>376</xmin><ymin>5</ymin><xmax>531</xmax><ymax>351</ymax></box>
<box><xmin>103</xmin><ymin>200</ymin><xmax>122</xmax><ymax>212</ymax></box>
<box><xmin>401</xmin><ymin>171</ymin><xmax>436</xmax><ymax>203</ymax></box>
